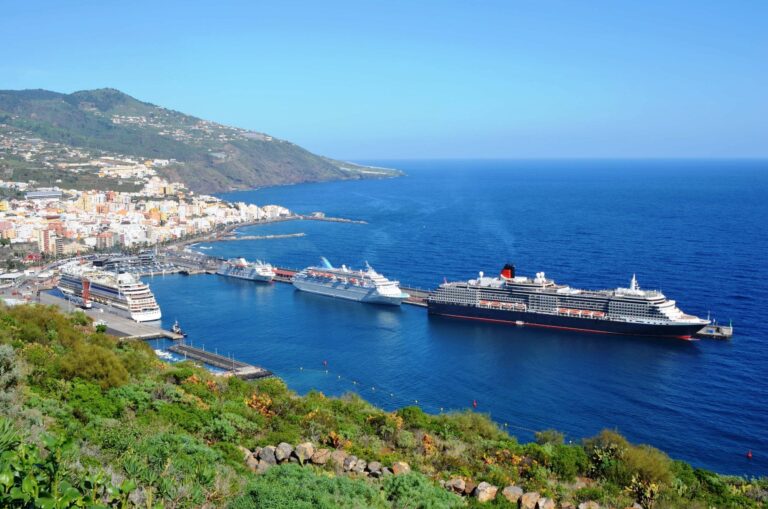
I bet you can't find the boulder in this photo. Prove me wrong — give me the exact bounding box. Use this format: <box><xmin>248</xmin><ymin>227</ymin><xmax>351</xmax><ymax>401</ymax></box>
<box><xmin>538</xmin><ymin>498</ymin><xmax>556</xmax><ymax>509</ymax></box>
<box><xmin>501</xmin><ymin>485</ymin><xmax>523</xmax><ymax>503</ymax></box>
<box><xmin>245</xmin><ymin>454</ymin><xmax>259</xmax><ymax>472</ymax></box>
<box><xmin>392</xmin><ymin>461</ymin><xmax>411</xmax><ymax>475</ymax></box>
<box><xmin>578</xmin><ymin>503</ymin><xmax>600</xmax><ymax>509</ymax></box>
<box><xmin>275</xmin><ymin>442</ymin><xmax>294</xmax><ymax>462</ymax></box>
<box><xmin>311</xmin><ymin>448</ymin><xmax>331</xmax><ymax>465</ymax></box>
<box><xmin>288</xmin><ymin>456</ymin><xmax>299</xmax><ymax>463</ymax></box>
<box><xmin>352</xmin><ymin>460</ymin><xmax>367</xmax><ymax>475</ymax></box>
<box><xmin>560</xmin><ymin>504</ymin><xmax>576</xmax><ymax>509</ymax></box>
<box><xmin>237</xmin><ymin>446</ymin><xmax>252</xmax><ymax>461</ymax></box>
<box><xmin>447</xmin><ymin>478</ymin><xmax>466</xmax><ymax>493</ymax></box>
<box><xmin>463</xmin><ymin>480</ymin><xmax>477</xmax><ymax>496</ymax></box>
<box><xmin>381</xmin><ymin>467</ymin><xmax>393</xmax><ymax>477</ymax></box>
<box><xmin>258</xmin><ymin>446</ymin><xmax>277</xmax><ymax>465</ymax></box>
<box><xmin>256</xmin><ymin>459</ymin><xmax>271</xmax><ymax>474</ymax></box>
<box><xmin>520</xmin><ymin>492</ymin><xmax>541</xmax><ymax>509</ymax></box>
<box><xmin>330</xmin><ymin>449</ymin><xmax>348</xmax><ymax>467</ymax></box>
<box><xmin>295</xmin><ymin>442</ymin><xmax>315</xmax><ymax>464</ymax></box>
<box><xmin>367</xmin><ymin>461</ymin><xmax>382</xmax><ymax>474</ymax></box>
<box><xmin>343</xmin><ymin>455</ymin><xmax>358</xmax><ymax>471</ymax></box>
<box><xmin>474</xmin><ymin>482</ymin><xmax>498</xmax><ymax>503</ymax></box>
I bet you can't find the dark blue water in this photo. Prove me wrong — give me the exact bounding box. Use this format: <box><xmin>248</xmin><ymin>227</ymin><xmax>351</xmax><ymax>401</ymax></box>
<box><xmin>147</xmin><ymin>160</ymin><xmax>768</xmax><ymax>476</ymax></box>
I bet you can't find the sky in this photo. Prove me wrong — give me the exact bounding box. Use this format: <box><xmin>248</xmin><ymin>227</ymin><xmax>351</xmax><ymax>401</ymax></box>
<box><xmin>0</xmin><ymin>0</ymin><xmax>766</xmax><ymax>159</ymax></box>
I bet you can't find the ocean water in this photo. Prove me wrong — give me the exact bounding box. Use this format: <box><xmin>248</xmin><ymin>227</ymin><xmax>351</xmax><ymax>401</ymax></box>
<box><xmin>147</xmin><ymin>160</ymin><xmax>768</xmax><ymax>476</ymax></box>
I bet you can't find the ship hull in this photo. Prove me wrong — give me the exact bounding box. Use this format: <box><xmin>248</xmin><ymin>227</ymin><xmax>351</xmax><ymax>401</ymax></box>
<box><xmin>428</xmin><ymin>302</ymin><xmax>702</xmax><ymax>340</ymax></box>
<box><xmin>293</xmin><ymin>278</ymin><xmax>404</xmax><ymax>306</ymax></box>
<box><xmin>58</xmin><ymin>288</ymin><xmax>162</xmax><ymax>322</ymax></box>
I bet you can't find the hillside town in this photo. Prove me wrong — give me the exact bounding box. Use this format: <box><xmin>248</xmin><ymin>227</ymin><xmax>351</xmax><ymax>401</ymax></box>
<box><xmin>0</xmin><ymin>158</ymin><xmax>291</xmax><ymax>268</ymax></box>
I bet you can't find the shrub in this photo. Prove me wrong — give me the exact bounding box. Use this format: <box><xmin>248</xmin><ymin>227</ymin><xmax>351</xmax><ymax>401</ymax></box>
<box><xmin>229</xmin><ymin>464</ymin><xmax>387</xmax><ymax>509</ymax></box>
<box><xmin>383</xmin><ymin>472</ymin><xmax>464</xmax><ymax>509</ymax></box>
<box><xmin>536</xmin><ymin>429</ymin><xmax>565</xmax><ymax>445</ymax></box>
<box><xmin>60</xmin><ymin>343</ymin><xmax>128</xmax><ymax>389</ymax></box>
<box><xmin>550</xmin><ymin>444</ymin><xmax>589</xmax><ymax>481</ymax></box>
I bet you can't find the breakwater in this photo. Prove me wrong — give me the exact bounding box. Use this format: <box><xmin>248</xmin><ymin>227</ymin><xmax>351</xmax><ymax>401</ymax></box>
<box><xmin>168</xmin><ymin>343</ymin><xmax>272</xmax><ymax>380</ymax></box>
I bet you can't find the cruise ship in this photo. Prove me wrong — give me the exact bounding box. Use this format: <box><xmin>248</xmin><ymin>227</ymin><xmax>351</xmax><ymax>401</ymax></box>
<box><xmin>428</xmin><ymin>263</ymin><xmax>709</xmax><ymax>340</ymax></box>
<box><xmin>292</xmin><ymin>258</ymin><xmax>409</xmax><ymax>305</ymax></box>
<box><xmin>216</xmin><ymin>258</ymin><xmax>275</xmax><ymax>282</ymax></box>
<box><xmin>58</xmin><ymin>262</ymin><xmax>162</xmax><ymax>322</ymax></box>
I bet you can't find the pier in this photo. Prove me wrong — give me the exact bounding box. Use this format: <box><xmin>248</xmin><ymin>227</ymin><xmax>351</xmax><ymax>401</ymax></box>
<box><xmin>167</xmin><ymin>343</ymin><xmax>273</xmax><ymax>380</ymax></box>
<box><xmin>38</xmin><ymin>292</ymin><xmax>184</xmax><ymax>340</ymax></box>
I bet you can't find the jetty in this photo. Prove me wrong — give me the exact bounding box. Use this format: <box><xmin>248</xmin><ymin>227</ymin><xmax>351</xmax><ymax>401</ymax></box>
<box><xmin>38</xmin><ymin>292</ymin><xmax>183</xmax><ymax>340</ymax></box>
<box><xmin>167</xmin><ymin>343</ymin><xmax>273</xmax><ymax>380</ymax></box>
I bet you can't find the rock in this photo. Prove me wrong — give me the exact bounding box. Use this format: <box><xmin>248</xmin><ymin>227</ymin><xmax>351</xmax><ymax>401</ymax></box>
<box><xmin>330</xmin><ymin>449</ymin><xmax>348</xmax><ymax>467</ymax></box>
<box><xmin>238</xmin><ymin>446</ymin><xmax>252</xmax><ymax>461</ymax></box>
<box><xmin>391</xmin><ymin>461</ymin><xmax>411</xmax><ymax>475</ymax></box>
<box><xmin>447</xmin><ymin>478</ymin><xmax>466</xmax><ymax>493</ymax></box>
<box><xmin>538</xmin><ymin>498</ymin><xmax>556</xmax><ymax>509</ymax></box>
<box><xmin>275</xmin><ymin>442</ymin><xmax>294</xmax><ymax>462</ymax></box>
<box><xmin>258</xmin><ymin>445</ymin><xmax>277</xmax><ymax>465</ymax></box>
<box><xmin>295</xmin><ymin>442</ymin><xmax>315</xmax><ymax>464</ymax></box>
<box><xmin>560</xmin><ymin>504</ymin><xmax>576</xmax><ymax>509</ymax></box>
<box><xmin>520</xmin><ymin>492</ymin><xmax>541</xmax><ymax>509</ymax></box>
<box><xmin>381</xmin><ymin>467</ymin><xmax>393</xmax><ymax>477</ymax></box>
<box><xmin>311</xmin><ymin>448</ymin><xmax>331</xmax><ymax>465</ymax></box>
<box><xmin>245</xmin><ymin>454</ymin><xmax>259</xmax><ymax>472</ymax></box>
<box><xmin>256</xmin><ymin>459</ymin><xmax>271</xmax><ymax>474</ymax></box>
<box><xmin>501</xmin><ymin>485</ymin><xmax>523</xmax><ymax>503</ymax></box>
<box><xmin>463</xmin><ymin>480</ymin><xmax>477</xmax><ymax>496</ymax></box>
<box><xmin>288</xmin><ymin>456</ymin><xmax>299</xmax><ymax>463</ymax></box>
<box><xmin>474</xmin><ymin>482</ymin><xmax>498</xmax><ymax>503</ymax></box>
<box><xmin>367</xmin><ymin>461</ymin><xmax>382</xmax><ymax>474</ymax></box>
<box><xmin>352</xmin><ymin>460</ymin><xmax>367</xmax><ymax>474</ymax></box>
<box><xmin>343</xmin><ymin>455</ymin><xmax>358</xmax><ymax>471</ymax></box>
<box><xmin>578</xmin><ymin>503</ymin><xmax>600</xmax><ymax>509</ymax></box>
<box><xmin>631</xmin><ymin>504</ymin><xmax>644</xmax><ymax>509</ymax></box>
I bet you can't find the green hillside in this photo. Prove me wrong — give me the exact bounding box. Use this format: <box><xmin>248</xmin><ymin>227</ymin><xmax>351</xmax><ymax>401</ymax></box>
<box><xmin>0</xmin><ymin>88</ymin><xmax>400</xmax><ymax>193</ymax></box>
<box><xmin>0</xmin><ymin>303</ymin><xmax>765</xmax><ymax>508</ymax></box>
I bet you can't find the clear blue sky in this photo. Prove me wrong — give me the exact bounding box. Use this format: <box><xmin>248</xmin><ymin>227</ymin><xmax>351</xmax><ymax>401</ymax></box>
<box><xmin>1</xmin><ymin>0</ymin><xmax>766</xmax><ymax>159</ymax></box>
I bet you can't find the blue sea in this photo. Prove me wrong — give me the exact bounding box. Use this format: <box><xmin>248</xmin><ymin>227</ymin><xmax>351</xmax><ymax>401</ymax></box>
<box><xmin>147</xmin><ymin>160</ymin><xmax>768</xmax><ymax>476</ymax></box>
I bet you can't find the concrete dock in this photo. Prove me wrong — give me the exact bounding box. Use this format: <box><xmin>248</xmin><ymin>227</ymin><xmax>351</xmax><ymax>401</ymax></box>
<box><xmin>168</xmin><ymin>343</ymin><xmax>273</xmax><ymax>380</ymax></box>
<box><xmin>38</xmin><ymin>292</ymin><xmax>184</xmax><ymax>340</ymax></box>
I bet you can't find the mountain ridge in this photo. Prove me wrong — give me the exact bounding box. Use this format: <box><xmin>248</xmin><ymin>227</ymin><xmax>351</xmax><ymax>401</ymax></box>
<box><xmin>0</xmin><ymin>88</ymin><xmax>400</xmax><ymax>193</ymax></box>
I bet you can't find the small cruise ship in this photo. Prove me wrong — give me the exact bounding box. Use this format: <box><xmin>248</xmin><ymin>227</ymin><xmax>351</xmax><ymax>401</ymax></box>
<box><xmin>217</xmin><ymin>258</ymin><xmax>275</xmax><ymax>282</ymax></box>
<box><xmin>58</xmin><ymin>262</ymin><xmax>162</xmax><ymax>322</ymax></box>
<box><xmin>292</xmin><ymin>258</ymin><xmax>409</xmax><ymax>305</ymax></box>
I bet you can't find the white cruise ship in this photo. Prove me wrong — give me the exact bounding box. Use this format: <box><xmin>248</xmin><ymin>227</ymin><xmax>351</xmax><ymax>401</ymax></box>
<box><xmin>57</xmin><ymin>262</ymin><xmax>162</xmax><ymax>322</ymax></box>
<box><xmin>292</xmin><ymin>258</ymin><xmax>408</xmax><ymax>306</ymax></box>
<box><xmin>216</xmin><ymin>258</ymin><xmax>275</xmax><ymax>282</ymax></box>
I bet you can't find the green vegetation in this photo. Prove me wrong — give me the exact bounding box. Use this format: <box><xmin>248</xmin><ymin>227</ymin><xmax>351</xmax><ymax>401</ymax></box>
<box><xmin>0</xmin><ymin>303</ymin><xmax>765</xmax><ymax>508</ymax></box>
<box><xmin>0</xmin><ymin>88</ymin><xmax>401</xmax><ymax>193</ymax></box>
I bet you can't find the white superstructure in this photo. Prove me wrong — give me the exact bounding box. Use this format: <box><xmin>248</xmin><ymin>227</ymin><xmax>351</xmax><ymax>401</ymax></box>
<box><xmin>57</xmin><ymin>262</ymin><xmax>162</xmax><ymax>322</ymax></box>
<box><xmin>217</xmin><ymin>258</ymin><xmax>275</xmax><ymax>282</ymax></box>
<box><xmin>292</xmin><ymin>258</ymin><xmax>408</xmax><ymax>306</ymax></box>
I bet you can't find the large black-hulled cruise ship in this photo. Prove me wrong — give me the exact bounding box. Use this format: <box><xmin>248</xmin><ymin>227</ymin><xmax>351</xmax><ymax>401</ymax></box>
<box><xmin>427</xmin><ymin>264</ymin><xmax>708</xmax><ymax>340</ymax></box>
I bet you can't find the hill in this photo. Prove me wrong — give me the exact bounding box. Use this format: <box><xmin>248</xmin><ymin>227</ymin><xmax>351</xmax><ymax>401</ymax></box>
<box><xmin>0</xmin><ymin>88</ymin><xmax>400</xmax><ymax>193</ymax></box>
<box><xmin>0</xmin><ymin>302</ymin><xmax>765</xmax><ymax>508</ymax></box>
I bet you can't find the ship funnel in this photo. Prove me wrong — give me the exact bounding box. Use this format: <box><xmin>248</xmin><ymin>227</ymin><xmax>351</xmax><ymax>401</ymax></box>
<box><xmin>500</xmin><ymin>263</ymin><xmax>515</xmax><ymax>279</ymax></box>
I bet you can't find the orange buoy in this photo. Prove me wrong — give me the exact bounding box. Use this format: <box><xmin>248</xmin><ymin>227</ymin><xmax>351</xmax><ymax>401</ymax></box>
<box><xmin>747</xmin><ymin>450</ymin><xmax>753</xmax><ymax>460</ymax></box>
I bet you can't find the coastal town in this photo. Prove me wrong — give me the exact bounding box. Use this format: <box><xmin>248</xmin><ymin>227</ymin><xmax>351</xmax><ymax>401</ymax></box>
<box><xmin>0</xmin><ymin>127</ymin><xmax>291</xmax><ymax>270</ymax></box>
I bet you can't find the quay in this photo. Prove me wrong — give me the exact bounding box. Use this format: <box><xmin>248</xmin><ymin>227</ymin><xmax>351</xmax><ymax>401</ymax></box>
<box><xmin>168</xmin><ymin>343</ymin><xmax>273</xmax><ymax>380</ymax></box>
<box><xmin>38</xmin><ymin>292</ymin><xmax>184</xmax><ymax>340</ymax></box>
